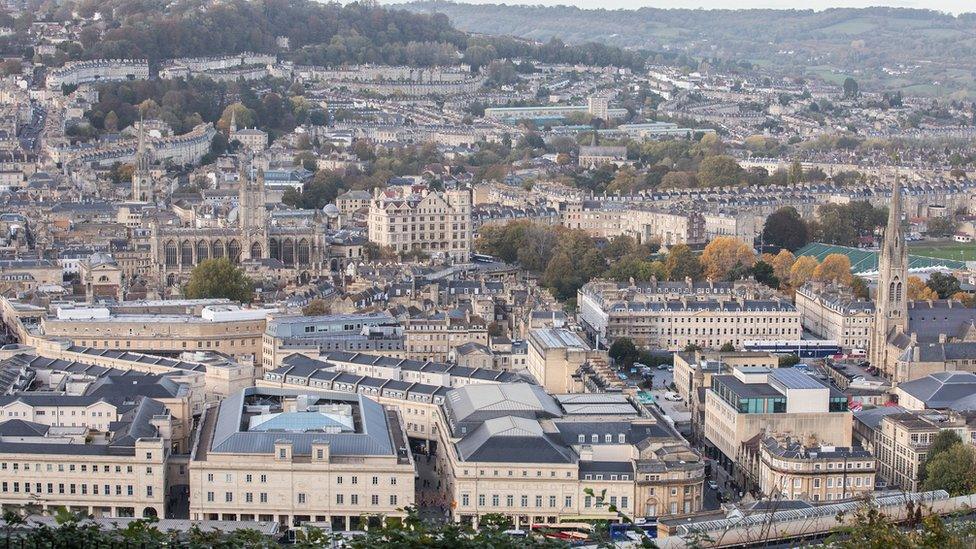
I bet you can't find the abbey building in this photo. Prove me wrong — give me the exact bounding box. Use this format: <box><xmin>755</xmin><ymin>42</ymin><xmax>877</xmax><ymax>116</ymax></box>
<box><xmin>149</xmin><ymin>160</ymin><xmax>328</xmax><ymax>287</ymax></box>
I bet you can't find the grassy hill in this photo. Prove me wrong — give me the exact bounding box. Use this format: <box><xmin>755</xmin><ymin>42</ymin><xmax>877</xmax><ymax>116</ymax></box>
<box><xmin>400</xmin><ymin>1</ymin><xmax>976</xmax><ymax>97</ymax></box>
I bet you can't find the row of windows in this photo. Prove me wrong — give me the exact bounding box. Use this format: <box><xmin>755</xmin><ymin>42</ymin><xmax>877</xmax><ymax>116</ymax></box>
<box><xmin>613</xmin><ymin>316</ymin><xmax>795</xmax><ymax>324</ymax></box>
<box><xmin>206</xmin><ymin>492</ymin><xmax>398</xmax><ymax>507</ymax></box>
<box><xmin>2</xmin><ymin>482</ymin><xmax>148</xmax><ymax>497</ymax></box>
<box><xmin>577</xmin><ymin>434</ymin><xmax>627</xmax><ymax>445</ymax></box>
<box><xmin>76</xmin><ymin>339</ymin><xmax>257</xmax><ymax>349</ymax></box>
<box><xmin>0</xmin><ymin>409</ymin><xmax>111</xmax><ymax>417</ymax></box>
<box><xmin>462</xmin><ymin>469</ymin><xmax>574</xmax><ymax>479</ymax></box>
<box><xmin>207</xmin><ymin>473</ymin><xmax>398</xmax><ymax>486</ymax></box>
<box><xmin>462</xmin><ymin>494</ymin><xmax>575</xmax><ymax>510</ymax></box>
<box><xmin>1</xmin><ymin>463</ymin><xmax>149</xmax><ymax>473</ymax></box>
<box><xmin>584</xmin><ymin>495</ymin><xmax>629</xmax><ymax>509</ymax></box>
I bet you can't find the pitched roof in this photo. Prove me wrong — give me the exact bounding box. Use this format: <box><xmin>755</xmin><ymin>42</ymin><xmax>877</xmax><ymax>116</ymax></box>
<box><xmin>455</xmin><ymin>416</ymin><xmax>574</xmax><ymax>464</ymax></box>
<box><xmin>898</xmin><ymin>371</ymin><xmax>976</xmax><ymax>409</ymax></box>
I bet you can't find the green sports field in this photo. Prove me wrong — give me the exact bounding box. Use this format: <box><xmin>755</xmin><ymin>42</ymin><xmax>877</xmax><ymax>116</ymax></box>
<box><xmin>909</xmin><ymin>240</ymin><xmax>976</xmax><ymax>262</ymax></box>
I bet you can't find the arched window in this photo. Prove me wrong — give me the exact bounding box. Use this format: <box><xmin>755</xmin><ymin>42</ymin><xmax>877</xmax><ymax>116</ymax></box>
<box><xmin>269</xmin><ymin>239</ymin><xmax>280</xmax><ymax>260</ymax></box>
<box><xmin>889</xmin><ymin>281</ymin><xmax>896</xmax><ymax>303</ymax></box>
<box><xmin>197</xmin><ymin>241</ymin><xmax>209</xmax><ymax>262</ymax></box>
<box><xmin>297</xmin><ymin>239</ymin><xmax>310</xmax><ymax>266</ymax></box>
<box><xmin>896</xmin><ymin>281</ymin><xmax>903</xmax><ymax>302</ymax></box>
<box><xmin>164</xmin><ymin>241</ymin><xmax>177</xmax><ymax>267</ymax></box>
<box><xmin>282</xmin><ymin>239</ymin><xmax>295</xmax><ymax>266</ymax></box>
<box><xmin>228</xmin><ymin>240</ymin><xmax>242</xmax><ymax>264</ymax></box>
<box><xmin>212</xmin><ymin>240</ymin><xmax>224</xmax><ymax>260</ymax></box>
<box><xmin>250</xmin><ymin>242</ymin><xmax>262</xmax><ymax>260</ymax></box>
<box><xmin>180</xmin><ymin>240</ymin><xmax>193</xmax><ymax>266</ymax></box>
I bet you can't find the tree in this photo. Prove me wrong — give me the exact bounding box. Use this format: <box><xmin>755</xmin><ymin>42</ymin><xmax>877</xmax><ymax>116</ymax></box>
<box><xmin>814</xmin><ymin>204</ymin><xmax>858</xmax><ymax>246</ymax></box>
<box><xmin>701</xmin><ymin>237</ymin><xmax>756</xmax><ymax>281</ymax></box>
<box><xmin>907</xmin><ymin>276</ymin><xmax>938</xmax><ymax>301</ymax></box>
<box><xmin>542</xmin><ymin>250</ymin><xmax>580</xmax><ymax>301</ymax></box>
<box><xmin>928</xmin><ymin>430</ymin><xmax>962</xmax><ymax>463</ymax></box>
<box><xmin>488</xmin><ymin>322</ymin><xmax>506</xmax><ymax>337</ymax></box>
<box><xmin>345</xmin><ymin>506</ymin><xmax>567</xmax><ymax>549</ymax></box>
<box><xmin>927</xmin><ymin>217</ymin><xmax>958</xmax><ymax>237</ymax></box>
<box><xmin>779</xmin><ymin>354</ymin><xmax>800</xmax><ymax>367</ymax></box>
<box><xmin>813</xmin><ymin>253</ymin><xmax>853</xmax><ymax>286</ymax></box>
<box><xmin>363</xmin><ymin>242</ymin><xmax>397</xmax><ymax>262</ymax></box>
<box><xmin>845</xmin><ymin>201</ymin><xmax>887</xmax><ymax>235</ymax></box>
<box><xmin>664</xmin><ymin>244</ymin><xmax>703</xmax><ymax>281</ymax></box>
<box><xmin>607</xmin><ymin>166</ymin><xmax>641</xmax><ymax>194</ymax></box>
<box><xmin>771</xmin><ymin>249</ymin><xmax>797</xmax><ymax>284</ymax></box>
<box><xmin>788</xmin><ymin>159</ymin><xmax>803</xmax><ymax>184</ymax></box>
<box><xmin>609</xmin><ymin>338</ymin><xmax>640</xmax><ymax>368</ymax></box>
<box><xmin>604</xmin><ymin>235</ymin><xmax>644</xmax><ymax>262</ymax></box>
<box><xmin>605</xmin><ymin>256</ymin><xmax>665</xmax><ymax>283</ymax></box>
<box><xmin>927</xmin><ymin>272</ymin><xmax>960</xmax><ymax>299</ymax></box>
<box><xmin>217</xmin><ymin>102</ymin><xmax>257</xmax><ymax>132</ymax></box>
<box><xmin>789</xmin><ymin>256</ymin><xmax>819</xmax><ymax>287</ymax></box>
<box><xmin>751</xmin><ymin>261</ymin><xmax>779</xmax><ymax>288</ymax></box>
<box><xmin>952</xmin><ymin>291</ymin><xmax>976</xmax><ymax>307</ymax></box>
<box><xmin>762</xmin><ymin>207</ymin><xmax>809</xmax><ymax>251</ymax></box>
<box><xmin>697</xmin><ymin>155</ymin><xmax>742</xmax><ymax>187</ymax></box>
<box><xmin>922</xmin><ymin>443</ymin><xmax>976</xmax><ymax>496</ymax></box>
<box><xmin>294</xmin><ymin>151</ymin><xmax>317</xmax><ymax>171</ymax></box>
<box><xmin>302</xmin><ymin>299</ymin><xmax>330</xmax><ymax>316</ymax></box>
<box><xmin>843</xmin><ymin>77</ymin><xmax>859</xmax><ymax>99</ymax></box>
<box><xmin>719</xmin><ymin>342</ymin><xmax>736</xmax><ymax>352</ymax></box>
<box><xmin>184</xmin><ymin>258</ymin><xmax>254</xmax><ymax>303</ymax></box>
<box><xmin>851</xmin><ymin>276</ymin><xmax>870</xmax><ymax>299</ymax></box>
<box><xmin>660</xmin><ymin>170</ymin><xmax>698</xmax><ymax>188</ymax></box>
<box><xmin>284</xmin><ymin>170</ymin><xmax>344</xmax><ymax>210</ymax></box>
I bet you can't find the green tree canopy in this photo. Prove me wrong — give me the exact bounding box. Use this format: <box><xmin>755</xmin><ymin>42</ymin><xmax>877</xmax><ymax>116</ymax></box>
<box><xmin>184</xmin><ymin>258</ymin><xmax>254</xmax><ymax>303</ymax></box>
<box><xmin>843</xmin><ymin>77</ymin><xmax>859</xmax><ymax>99</ymax></box>
<box><xmin>927</xmin><ymin>217</ymin><xmax>958</xmax><ymax>238</ymax></box>
<box><xmin>922</xmin><ymin>442</ymin><xmax>976</xmax><ymax>496</ymax></box>
<box><xmin>927</xmin><ymin>272</ymin><xmax>961</xmax><ymax>299</ymax></box>
<box><xmin>762</xmin><ymin>207</ymin><xmax>809</xmax><ymax>251</ymax></box>
<box><xmin>664</xmin><ymin>244</ymin><xmax>703</xmax><ymax>281</ymax></box>
<box><xmin>283</xmin><ymin>170</ymin><xmax>345</xmax><ymax>210</ymax></box>
<box><xmin>928</xmin><ymin>429</ymin><xmax>962</xmax><ymax>462</ymax></box>
<box><xmin>609</xmin><ymin>337</ymin><xmax>639</xmax><ymax>368</ymax></box>
<box><xmin>697</xmin><ymin>155</ymin><xmax>743</xmax><ymax>187</ymax></box>
<box><xmin>751</xmin><ymin>261</ymin><xmax>779</xmax><ymax>289</ymax></box>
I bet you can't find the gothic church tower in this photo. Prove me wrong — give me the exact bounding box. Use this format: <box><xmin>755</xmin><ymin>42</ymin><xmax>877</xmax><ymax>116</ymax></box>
<box><xmin>238</xmin><ymin>158</ymin><xmax>267</xmax><ymax>261</ymax></box>
<box><xmin>131</xmin><ymin>122</ymin><xmax>154</xmax><ymax>202</ymax></box>
<box><xmin>870</xmin><ymin>172</ymin><xmax>909</xmax><ymax>376</ymax></box>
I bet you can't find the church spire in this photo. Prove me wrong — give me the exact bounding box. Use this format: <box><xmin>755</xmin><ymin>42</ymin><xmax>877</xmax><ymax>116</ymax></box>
<box><xmin>870</xmin><ymin>167</ymin><xmax>909</xmax><ymax>378</ymax></box>
<box><xmin>885</xmin><ymin>168</ymin><xmax>903</xmax><ymax>253</ymax></box>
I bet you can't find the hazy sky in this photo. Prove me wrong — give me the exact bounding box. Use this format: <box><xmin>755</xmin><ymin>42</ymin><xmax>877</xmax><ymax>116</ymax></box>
<box><xmin>397</xmin><ymin>0</ymin><xmax>973</xmax><ymax>15</ymax></box>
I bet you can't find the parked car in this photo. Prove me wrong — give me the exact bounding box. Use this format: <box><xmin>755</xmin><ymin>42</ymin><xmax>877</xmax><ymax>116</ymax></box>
<box><xmin>664</xmin><ymin>392</ymin><xmax>682</xmax><ymax>402</ymax></box>
<box><xmin>707</xmin><ymin>480</ymin><xmax>719</xmax><ymax>490</ymax></box>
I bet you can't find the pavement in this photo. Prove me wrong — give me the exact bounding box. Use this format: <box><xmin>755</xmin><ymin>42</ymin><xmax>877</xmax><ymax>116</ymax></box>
<box><xmin>650</xmin><ymin>391</ymin><xmax>692</xmax><ymax>424</ymax></box>
<box><xmin>708</xmin><ymin>459</ymin><xmax>744</xmax><ymax>503</ymax></box>
<box><xmin>414</xmin><ymin>449</ymin><xmax>449</xmax><ymax>525</ymax></box>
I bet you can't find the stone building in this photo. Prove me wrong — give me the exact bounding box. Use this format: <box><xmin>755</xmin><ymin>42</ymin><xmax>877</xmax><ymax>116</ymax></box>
<box><xmin>367</xmin><ymin>186</ymin><xmax>472</xmax><ymax>261</ymax></box>
<box><xmin>703</xmin><ymin>367</ymin><xmax>852</xmax><ymax>486</ymax></box>
<box><xmin>794</xmin><ymin>283</ymin><xmax>874</xmax><ymax>352</ymax></box>
<box><xmin>150</xmin><ymin>161</ymin><xmax>327</xmax><ymax>287</ymax></box>
<box><xmin>757</xmin><ymin>436</ymin><xmax>875</xmax><ymax>502</ymax></box>
<box><xmin>189</xmin><ymin>388</ymin><xmax>415</xmax><ymax>530</ymax></box>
